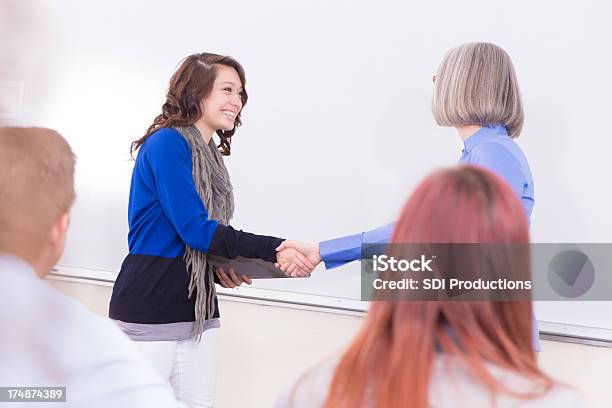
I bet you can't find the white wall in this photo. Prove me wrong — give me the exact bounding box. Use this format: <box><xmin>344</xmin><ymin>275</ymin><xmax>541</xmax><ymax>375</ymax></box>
<box><xmin>4</xmin><ymin>0</ymin><xmax>612</xmax><ymax>395</ymax></box>
<box><xmin>3</xmin><ymin>0</ymin><xmax>611</xmax><ymax>338</ymax></box>
<box><xmin>50</xmin><ymin>279</ymin><xmax>612</xmax><ymax>408</ymax></box>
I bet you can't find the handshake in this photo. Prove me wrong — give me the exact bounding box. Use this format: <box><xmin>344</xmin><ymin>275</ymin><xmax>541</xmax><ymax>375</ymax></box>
<box><xmin>275</xmin><ymin>240</ymin><xmax>322</xmax><ymax>278</ymax></box>
<box><xmin>214</xmin><ymin>240</ymin><xmax>322</xmax><ymax>288</ymax></box>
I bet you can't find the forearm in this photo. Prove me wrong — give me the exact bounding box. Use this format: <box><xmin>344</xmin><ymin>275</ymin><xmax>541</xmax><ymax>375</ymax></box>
<box><xmin>319</xmin><ymin>233</ymin><xmax>362</xmax><ymax>269</ymax></box>
<box><xmin>207</xmin><ymin>224</ymin><xmax>284</xmax><ymax>263</ymax></box>
<box><xmin>319</xmin><ymin>222</ymin><xmax>395</xmax><ymax>269</ymax></box>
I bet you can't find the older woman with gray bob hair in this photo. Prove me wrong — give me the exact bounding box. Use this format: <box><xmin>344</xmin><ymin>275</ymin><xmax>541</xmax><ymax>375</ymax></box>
<box><xmin>278</xmin><ymin>41</ymin><xmax>542</xmax><ymax>350</ymax></box>
<box><xmin>432</xmin><ymin>42</ymin><xmax>524</xmax><ymax>138</ymax></box>
<box><xmin>432</xmin><ymin>42</ymin><xmax>534</xmax><ymax>219</ymax></box>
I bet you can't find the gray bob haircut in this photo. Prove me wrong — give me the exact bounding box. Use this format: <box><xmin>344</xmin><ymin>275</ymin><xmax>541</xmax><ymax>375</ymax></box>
<box><xmin>432</xmin><ymin>42</ymin><xmax>524</xmax><ymax>138</ymax></box>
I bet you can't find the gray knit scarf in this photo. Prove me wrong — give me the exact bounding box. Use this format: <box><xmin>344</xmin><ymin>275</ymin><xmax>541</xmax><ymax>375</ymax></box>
<box><xmin>173</xmin><ymin>125</ymin><xmax>235</xmax><ymax>341</ymax></box>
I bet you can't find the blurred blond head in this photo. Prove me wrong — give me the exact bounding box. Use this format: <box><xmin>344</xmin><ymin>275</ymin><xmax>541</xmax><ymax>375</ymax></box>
<box><xmin>432</xmin><ymin>42</ymin><xmax>524</xmax><ymax>138</ymax></box>
<box><xmin>0</xmin><ymin>127</ymin><xmax>75</xmax><ymax>274</ymax></box>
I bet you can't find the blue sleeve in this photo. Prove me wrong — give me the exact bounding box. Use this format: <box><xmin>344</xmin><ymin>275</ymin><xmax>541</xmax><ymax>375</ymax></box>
<box><xmin>472</xmin><ymin>142</ymin><xmax>526</xmax><ymax>199</ymax></box>
<box><xmin>144</xmin><ymin>129</ymin><xmax>219</xmax><ymax>252</ymax></box>
<box><xmin>319</xmin><ymin>222</ymin><xmax>395</xmax><ymax>269</ymax></box>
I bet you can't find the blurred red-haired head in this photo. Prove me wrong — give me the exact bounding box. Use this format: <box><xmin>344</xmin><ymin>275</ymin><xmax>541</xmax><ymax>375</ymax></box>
<box><xmin>323</xmin><ymin>165</ymin><xmax>553</xmax><ymax>408</ymax></box>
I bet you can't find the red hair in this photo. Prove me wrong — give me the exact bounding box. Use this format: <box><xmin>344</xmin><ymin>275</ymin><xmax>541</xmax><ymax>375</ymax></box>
<box><xmin>323</xmin><ymin>165</ymin><xmax>554</xmax><ymax>408</ymax></box>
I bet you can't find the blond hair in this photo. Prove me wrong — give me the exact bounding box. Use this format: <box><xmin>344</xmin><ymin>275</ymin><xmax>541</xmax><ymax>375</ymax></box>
<box><xmin>0</xmin><ymin>128</ymin><xmax>76</xmax><ymax>250</ymax></box>
<box><xmin>432</xmin><ymin>42</ymin><xmax>524</xmax><ymax>138</ymax></box>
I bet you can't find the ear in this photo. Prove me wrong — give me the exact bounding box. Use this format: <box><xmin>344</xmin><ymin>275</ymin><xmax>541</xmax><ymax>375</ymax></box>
<box><xmin>49</xmin><ymin>212</ymin><xmax>70</xmax><ymax>250</ymax></box>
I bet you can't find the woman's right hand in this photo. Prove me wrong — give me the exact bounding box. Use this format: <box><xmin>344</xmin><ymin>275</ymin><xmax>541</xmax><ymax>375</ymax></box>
<box><xmin>275</xmin><ymin>241</ymin><xmax>320</xmax><ymax>277</ymax></box>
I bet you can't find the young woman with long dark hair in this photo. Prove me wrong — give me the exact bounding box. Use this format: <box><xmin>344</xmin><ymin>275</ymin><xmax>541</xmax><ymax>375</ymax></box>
<box><xmin>109</xmin><ymin>53</ymin><xmax>313</xmax><ymax>407</ymax></box>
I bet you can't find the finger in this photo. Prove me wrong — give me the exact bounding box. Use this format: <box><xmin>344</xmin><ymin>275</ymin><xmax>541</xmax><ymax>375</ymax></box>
<box><xmin>215</xmin><ymin>268</ymin><xmax>228</xmax><ymax>288</ymax></box>
<box><xmin>295</xmin><ymin>251</ymin><xmax>316</xmax><ymax>271</ymax></box>
<box><xmin>293</xmin><ymin>268</ymin><xmax>310</xmax><ymax>278</ymax></box>
<box><xmin>242</xmin><ymin>275</ymin><xmax>253</xmax><ymax>285</ymax></box>
<box><xmin>275</xmin><ymin>263</ymin><xmax>280</xmax><ymax>268</ymax></box>
<box><xmin>221</xmin><ymin>269</ymin><xmax>237</xmax><ymax>288</ymax></box>
<box><xmin>286</xmin><ymin>263</ymin><xmax>297</xmax><ymax>275</ymax></box>
<box><xmin>227</xmin><ymin>269</ymin><xmax>243</xmax><ymax>286</ymax></box>
<box><xmin>281</xmin><ymin>265</ymin><xmax>293</xmax><ymax>277</ymax></box>
<box><xmin>216</xmin><ymin>268</ymin><xmax>235</xmax><ymax>288</ymax></box>
<box><xmin>290</xmin><ymin>254</ymin><xmax>308</xmax><ymax>272</ymax></box>
<box><xmin>291</xmin><ymin>254</ymin><xmax>314</xmax><ymax>275</ymax></box>
<box><xmin>276</xmin><ymin>241</ymin><xmax>287</xmax><ymax>251</ymax></box>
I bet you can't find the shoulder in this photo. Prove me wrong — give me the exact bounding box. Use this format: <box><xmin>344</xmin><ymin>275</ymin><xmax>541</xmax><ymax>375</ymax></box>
<box><xmin>3</xmin><ymin>280</ymin><xmax>145</xmax><ymax>370</ymax></box>
<box><xmin>139</xmin><ymin>128</ymin><xmax>192</xmax><ymax>166</ymax></box>
<box><xmin>276</xmin><ymin>355</ymin><xmax>340</xmax><ymax>408</ymax></box>
<box><xmin>471</xmin><ymin>140</ymin><xmax>520</xmax><ymax>165</ymax></box>
<box><xmin>0</xmin><ymin>275</ymin><xmax>180</xmax><ymax>405</ymax></box>
<box><xmin>469</xmin><ymin>140</ymin><xmax>528</xmax><ymax>187</ymax></box>
<box><xmin>46</xmin><ymin>295</ymin><xmax>172</xmax><ymax>386</ymax></box>
<box><xmin>430</xmin><ymin>356</ymin><xmax>584</xmax><ymax>407</ymax></box>
<box><xmin>526</xmin><ymin>385</ymin><xmax>585</xmax><ymax>407</ymax></box>
<box><xmin>142</xmin><ymin>128</ymin><xmax>190</xmax><ymax>154</ymax></box>
<box><xmin>41</xmin><ymin>288</ymin><xmax>137</xmax><ymax>354</ymax></box>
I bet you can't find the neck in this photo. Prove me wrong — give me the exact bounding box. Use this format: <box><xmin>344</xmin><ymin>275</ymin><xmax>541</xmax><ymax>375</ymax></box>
<box><xmin>194</xmin><ymin>120</ymin><xmax>214</xmax><ymax>144</ymax></box>
<box><xmin>29</xmin><ymin>256</ymin><xmax>52</xmax><ymax>278</ymax></box>
<box><xmin>0</xmin><ymin>245</ymin><xmax>50</xmax><ymax>278</ymax></box>
<box><xmin>456</xmin><ymin>125</ymin><xmax>483</xmax><ymax>141</ymax></box>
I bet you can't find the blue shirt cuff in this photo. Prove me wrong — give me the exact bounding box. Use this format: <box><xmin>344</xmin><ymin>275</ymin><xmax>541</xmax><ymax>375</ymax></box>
<box><xmin>319</xmin><ymin>233</ymin><xmax>362</xmax><ymax>270</ymax></box>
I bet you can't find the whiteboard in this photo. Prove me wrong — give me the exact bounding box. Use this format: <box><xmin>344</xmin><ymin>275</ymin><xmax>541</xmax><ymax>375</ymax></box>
<box><xmin>7</xmin><ymin>0</ymin><xmax>612</xmax><ymax>341</ymax></box>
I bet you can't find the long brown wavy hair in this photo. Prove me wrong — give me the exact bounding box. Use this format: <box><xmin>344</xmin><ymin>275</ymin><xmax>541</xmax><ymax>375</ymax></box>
<box><xmin>131</xmin><ymin>52</ymin><xmax>248</xmax><ymax>157</ymax></box>
<box><xmin>321</xmin><ymin>165</ymin><xmax>556</xmax><ymax>408</ymax></box>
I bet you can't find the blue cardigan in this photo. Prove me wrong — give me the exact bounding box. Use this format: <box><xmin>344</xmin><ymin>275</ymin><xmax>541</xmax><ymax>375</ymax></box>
<box><xmin>110</xmin><ymin>128</ymin><xmax>283</xmax><ymax>324</ymax></box>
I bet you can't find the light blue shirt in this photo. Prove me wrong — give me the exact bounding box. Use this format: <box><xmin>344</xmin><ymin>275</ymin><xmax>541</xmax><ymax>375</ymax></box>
<box><xmin>460</xmin><ymin>124</ymin><xmax>534</xmax><ymax>217</ymax></box>
<box><xmin>321</xmin><ymin>125</ymin><xmax>534</xmax><ymax>266</ymax></box>
<box><xmin>0</xmin><ymin>254</ymin><xmax>185</xmax><ymax>407</ymax></box>
<box><xmin>319</xmin><ymin>125</ymin><xmax>541</xmax><ymax>350</ymax></box>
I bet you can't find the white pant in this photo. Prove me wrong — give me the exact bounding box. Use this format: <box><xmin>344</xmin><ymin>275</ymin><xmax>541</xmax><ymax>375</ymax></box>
<box><xmin>132</xmin><ymin>328</ymin><xmax>219</xmax><ymax>408</ymax></box>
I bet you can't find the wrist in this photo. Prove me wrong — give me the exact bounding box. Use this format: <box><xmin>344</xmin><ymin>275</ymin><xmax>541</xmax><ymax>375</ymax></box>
<box><xmin>315</xmin><ymin>243</ymin><xmax>322</xmax><ymax>263</ymax></box>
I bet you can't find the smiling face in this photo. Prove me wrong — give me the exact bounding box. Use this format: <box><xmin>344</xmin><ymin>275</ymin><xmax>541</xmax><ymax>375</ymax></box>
<box><xmin>198</xmin><ymin>64</ymin><xmax>244</xmax><ymax>135</ymax></box>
